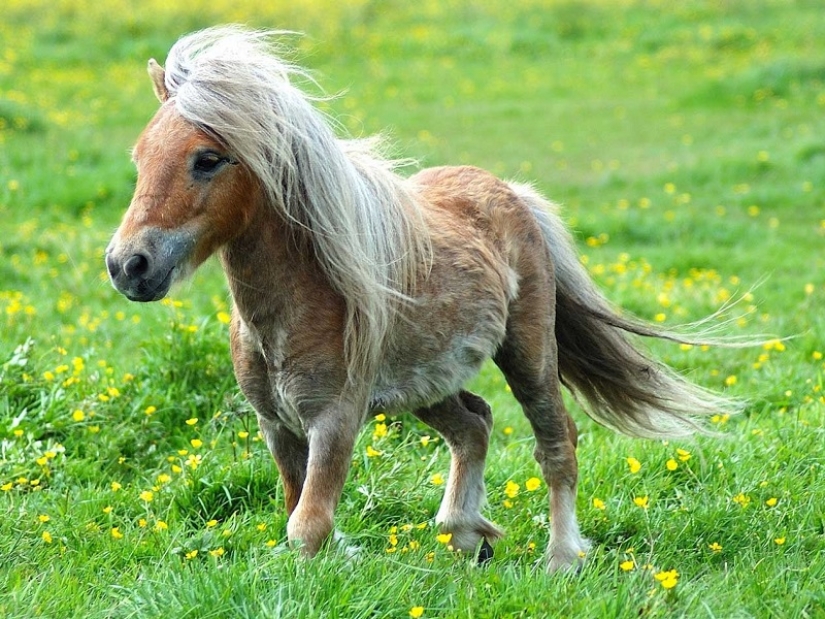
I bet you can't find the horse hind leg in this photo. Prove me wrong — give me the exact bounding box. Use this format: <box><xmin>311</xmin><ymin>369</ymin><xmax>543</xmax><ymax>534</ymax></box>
<box><xmin>413</xmin><ymin>390</ymin><xmax>503</xmax><ymax>560</ymax></box>
<box><xmin>494</xmin><ymin>316</ymin><xmax>590</xmax><ymax>572</ymax></box>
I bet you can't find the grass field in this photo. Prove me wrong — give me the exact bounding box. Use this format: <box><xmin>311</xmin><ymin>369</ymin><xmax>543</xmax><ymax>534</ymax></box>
<box><xmin>2</xmin><ymin>1</ymin><xmax>825</xmax><ymax>617</ymax></box>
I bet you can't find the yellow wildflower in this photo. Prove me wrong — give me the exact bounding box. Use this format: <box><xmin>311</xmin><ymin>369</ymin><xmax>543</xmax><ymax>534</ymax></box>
<box><xmin>626</xmin><ymin>457</ymin><xmax>641</xmax><ymax>474</ymax></box>
<box><xmin>655</xmin><ymin>569</ymin><xmax>679</xmax><ymax>589</ymax></box>
<box><xmin>733</xmin><ymin>493</ymin><xmax>750</xmax><ymax>508</ymax></box>
<box><xmin>373</xmin><ymin>422</ymin><xmax>388</xmax><ymax>440</ymax></box>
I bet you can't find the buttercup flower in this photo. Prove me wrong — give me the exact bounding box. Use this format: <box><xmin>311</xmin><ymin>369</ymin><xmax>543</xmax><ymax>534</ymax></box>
<box><xmin>626</xmin><ymin>457</ymin><xmax>641</xmax><ymax>474</ymax></box>
<box><xmin>655</xmin><ymin>569</ymin><xmax>679</xmax><ymax>589</ymax></box>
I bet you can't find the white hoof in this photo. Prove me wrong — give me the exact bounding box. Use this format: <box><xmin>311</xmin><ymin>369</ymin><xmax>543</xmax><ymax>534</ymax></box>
<box><xmin>547</xmin><ymin>536</ymin><xmax>591</xmax><ymax>573</ymax></box>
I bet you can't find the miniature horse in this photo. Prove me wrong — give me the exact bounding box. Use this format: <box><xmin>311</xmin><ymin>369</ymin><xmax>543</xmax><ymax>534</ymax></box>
<box><xmin>106</xmin><ymin>27</ymin><xmax>737</xmax><ymax>571</ymax></box>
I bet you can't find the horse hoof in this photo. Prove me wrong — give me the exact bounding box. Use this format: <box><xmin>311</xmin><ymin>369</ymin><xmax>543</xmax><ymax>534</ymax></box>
<box><xmin>477</xmin><ymin>537</ymin><xmax>494</xmax><ymax>565</ymax></box>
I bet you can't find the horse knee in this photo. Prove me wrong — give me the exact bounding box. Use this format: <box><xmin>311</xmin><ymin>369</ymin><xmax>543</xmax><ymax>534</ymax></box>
<box><xmin>533</xmin><ymin>439</ymin><xmax>578</xmax><ymax>488</ymax></box>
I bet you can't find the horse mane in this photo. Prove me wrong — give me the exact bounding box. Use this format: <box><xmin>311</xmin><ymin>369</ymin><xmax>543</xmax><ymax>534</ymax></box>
<box><xmin>162</xmin><ymin>26</ymin><xmax>432</xmax><ymax>388</ymax></box>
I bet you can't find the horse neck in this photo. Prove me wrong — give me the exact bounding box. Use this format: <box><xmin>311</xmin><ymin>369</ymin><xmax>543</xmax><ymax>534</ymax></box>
<box><xmin>218</xmin><ymin>196</ymin><xmax>320</xmax><ymax>325</ymax></box>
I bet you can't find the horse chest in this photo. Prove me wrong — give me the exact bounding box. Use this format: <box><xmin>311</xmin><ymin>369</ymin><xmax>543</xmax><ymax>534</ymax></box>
<box><xmin>238</xmin><ymin>320</ymin><xmax>306</xmax><ymax>437</ymax></box>
<box><xmin>265</xmin><ymin>369</ymin><xmax>305</xmax><ymax>438</ymax></box>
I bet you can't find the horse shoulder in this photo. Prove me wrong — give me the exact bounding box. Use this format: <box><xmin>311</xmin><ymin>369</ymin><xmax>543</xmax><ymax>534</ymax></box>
<box><xmin>227</xmin><ymin>268</ymin><xmax>350</xmax><ymax>434</ymax></box>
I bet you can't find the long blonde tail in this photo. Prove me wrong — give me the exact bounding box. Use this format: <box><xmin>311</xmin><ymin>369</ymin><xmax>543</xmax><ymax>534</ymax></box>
<box><xmin>510</xmin><ymin>182</ymin><xmax>740</xmax><ymax>439</ymax></box>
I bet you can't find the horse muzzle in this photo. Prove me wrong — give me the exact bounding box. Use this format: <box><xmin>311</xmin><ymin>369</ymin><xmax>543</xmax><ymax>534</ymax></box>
<box><xmin>105</xmin><ymin>227</ymin><xmax>194</xmax><ymax>302</ymax></box>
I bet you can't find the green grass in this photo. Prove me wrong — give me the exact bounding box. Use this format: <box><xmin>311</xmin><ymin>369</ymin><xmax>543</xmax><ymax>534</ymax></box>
<box><xmin>2</xmin><ymin>1</ymin><xmax>825</xmax><ymax>617</ymax></box>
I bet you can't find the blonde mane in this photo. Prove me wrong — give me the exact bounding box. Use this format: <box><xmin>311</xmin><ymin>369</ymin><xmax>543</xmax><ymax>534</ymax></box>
<box><xmin>162</xmin><ymin>26</ymin><xmax>432</xmax><ymax>386</ymax></box>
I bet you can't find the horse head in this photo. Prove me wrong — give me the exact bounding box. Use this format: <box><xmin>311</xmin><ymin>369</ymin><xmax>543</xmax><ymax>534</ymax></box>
<box><xmin>105</xmin><ymin>61</ymin><xmax>257</xmax><ymax>302</ymax></box>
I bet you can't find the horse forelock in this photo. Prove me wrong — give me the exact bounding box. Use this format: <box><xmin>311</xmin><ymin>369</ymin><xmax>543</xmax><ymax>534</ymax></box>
<box><xmin>160</xmin><ymin>26</ymin><xmax>432</xmax><ymax>386</ymax></box>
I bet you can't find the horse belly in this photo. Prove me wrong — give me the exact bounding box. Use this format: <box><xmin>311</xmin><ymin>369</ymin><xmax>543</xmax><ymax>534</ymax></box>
<box><xmin>371</xmin><ymin>291</ymin><xmax>511</xmax><ymax>413</ymax></box>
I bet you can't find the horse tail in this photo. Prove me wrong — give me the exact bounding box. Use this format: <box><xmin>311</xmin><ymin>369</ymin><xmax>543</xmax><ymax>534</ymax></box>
<box><xmin>508</xmin><ymin>182</ymin><xmax>740</xmax><ymax>439</ymax></box>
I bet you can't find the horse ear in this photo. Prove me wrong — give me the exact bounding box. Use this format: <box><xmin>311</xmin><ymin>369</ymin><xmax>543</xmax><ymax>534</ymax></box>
<box><xmin>147</xmin><ymin>59</ymin><xmax>169</xmax><ymax>103</ymax></box>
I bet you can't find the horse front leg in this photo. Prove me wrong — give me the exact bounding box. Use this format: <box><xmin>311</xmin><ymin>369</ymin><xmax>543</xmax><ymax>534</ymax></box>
<box><xmin>231</xmin><ymin>319</ymin><xmax>310</xmax><ymax>518</ymax></box>
<box><xmin>257</xmin><ymin>416</ymin><xmax>308</xmax><ymax>515</ymax></box>
<box><xmin>285</xmin><ymin>405</ymin><xmax>363</xmax><ymax>556</ymax></box>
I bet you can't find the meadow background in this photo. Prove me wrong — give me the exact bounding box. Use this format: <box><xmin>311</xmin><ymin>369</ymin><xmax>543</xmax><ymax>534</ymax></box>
<box><xmin>1</xmin><ymin>0</ymin><xmax>824</xmax><ymax>617</ymax></box>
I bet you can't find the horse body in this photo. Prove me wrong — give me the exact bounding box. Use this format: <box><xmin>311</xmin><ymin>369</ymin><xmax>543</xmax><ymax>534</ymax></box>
<box><xmin>106</xmin><ymin>27</ymin><xmax>738</xmax><ymax>571</ymax></box>
<box><xmin>372</xmin><ymin>167</ymin><xmax>523</xmax><ymax>412</ymax></box>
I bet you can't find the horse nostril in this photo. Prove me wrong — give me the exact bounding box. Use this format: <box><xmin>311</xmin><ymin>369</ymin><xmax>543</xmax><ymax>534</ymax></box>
<box><xmin>123</xmin><ymin>253</ymin><xmax>150</xmax><ymax>279</ymax></box>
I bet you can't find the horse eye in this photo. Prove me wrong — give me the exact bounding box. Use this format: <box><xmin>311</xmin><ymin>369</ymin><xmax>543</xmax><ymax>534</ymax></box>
<box><xmin>193</xmin><ymin>152</ymin><xmax>226</xmax><ymax>175</ymax></box>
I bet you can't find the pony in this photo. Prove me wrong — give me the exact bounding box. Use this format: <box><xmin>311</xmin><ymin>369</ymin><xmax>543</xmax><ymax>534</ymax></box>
<box><xmin>106</xmin><ymin>26</ymin><xmax>739</xmax><ymax>571</ymax></box>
